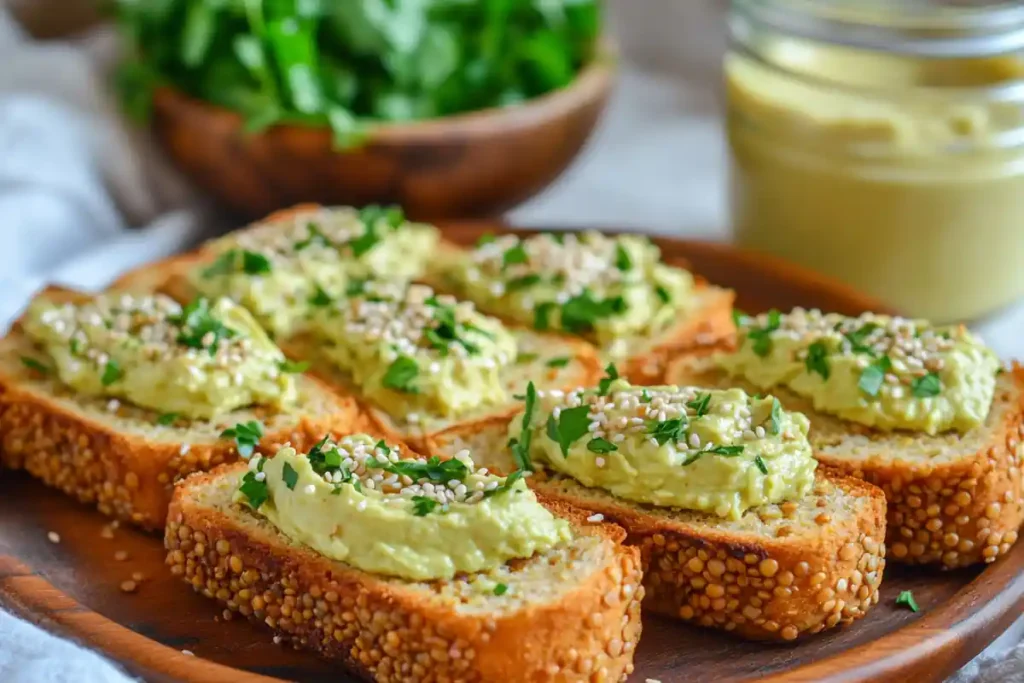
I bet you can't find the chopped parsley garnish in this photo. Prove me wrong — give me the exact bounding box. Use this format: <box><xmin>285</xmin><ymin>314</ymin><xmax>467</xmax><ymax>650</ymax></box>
<box><xmin>201</xmin><ymin>250</ymin><xmax>237</xmax><ymax>278</ymax></box>
<box><xmin>560</xmin><ymin>291</ymin><xmax>627</xmax><ymax>334</ymax></box>
<box><xmin>769</xmin><ymin>398</ymin><xmax>783</xmax><ymax>435</ymax></box>
<box><xmin>707</xmin><ymin>445</ymin><xmax>745</xmax><ymax>456</ymax></box>
<box><xmin>640</xmin><ymin>389</ymin><xmax>652</xmax><ymax>403</ymax></box>
<box><xmin>221</xmin><ymin>420</ymin><xmax>263</xmax><ymax>458</ymax></box>
<box><xmin>614</xmin><ymin>243</ymin><xmax>632</xmax><ymax>271</ymax></box>
<box><xmin>502</xmin><ymin>244</ymin><xmax>529</xmax><ymax>268</ymax></box>
<box><xmin>655</xmin><ymin>286</ymin><xmax>671</xmax><ymax>304</ymax></box>
<box><xmin>350</xmin><ymin>205</ymin><xmax>403</xmax><ymax>258</ymax></box>
<box><xmin>20</xmin><ymin>356</ymin><xmax>50</xmax><ymax>375</ymax></box>
<box><xmin>282</xmin><ymin>462</ymin><xmax>299</xmax><ymax>490</ymax></box>
<box><xmin>424</xmin><ymin>301</ymin><xmax>489</xmax><ymax>356</ymax></box>
<box><xmin>859</xmin><ymin>355</ymin><xmax>892</xmax><ymax>397</ymax></box>
<box><xmin>506</xmin><ymin>274</ymin><xmax>541</xmax><ymax>291</ymax></box>
<box><xmin>805</xmin><ymin>341</ymin><xmax>831</xmax><ymax>381</ymax></box>
<box><xmin>754</xmin><ymin>455</ymin><xmax>769</xmax><ymax>475</ymax></box>
<box><xmin>587</xmin><ymin>437</ymin><xmax>617</xmax><ymax>454</ymax></box>
<box><xmin>516</xmin><ymin>352</ymin><xmax>539</xmax><ymax>364</ymax></box>
<box><xmin>547</xmin><ymin>404</ymin><xmax>591</xmax><ymax>457</ymax></box>
<box><xmin>493</xmin><ymin>583</ymin><xmax>509</xmax><ymax>596</ymax></box>
<box><xmin>382</xmin><ymin>356</ymin><xmax>419</xmax><ymax>394</ymax></box>
<box><xmin>309</xmin><ymin>284</ymin><xmax>333</xmax><ymax>307</ymax></box>
<box><xmin>508</xmin><ymin>382</ymin><xmax>538</xmax><ymax>471</ymax></box>
<box><xmin>646</xmin><ymin>418</ymin><xmax>687</xmax><ymax>446</ymax></box>
<box><xmin>375</xmin><ymin>440</ymin><xmax>390</xmax><ymax>455</ymax></box>
<box><xmin>476</xmin><ymin>233</ymin><xmax>497</xmax><ymax>247</ymax></box>
<box><xmin>895</xmin><ymin>590</ymin><xmax>919</xmax><ymax>612</ymax></box>
<box><xmin>279</xmin><ymin>359</ymin><xmax>310</xmax><ymax>373</ymax></box>
<box><xmin>732</xmin><ymin>308</ymin><xmax>750</xmax><ymax>326</ymax></box>
<box><xmin>844</xmin><ymin>323</ymin><xmax>879</xmax><ymax>356</ymax></box>
<box><xmin>745</xmin><ymin>309</ymin><xmax>782</xmax><ymax>357</ymax></box>
<box><xmin>306</xmin><ymin>436</ymin><xmax>350</xmax><ymax>480</ymax></box>
<box><xmin>156</xmin><ymin>412</ymin><xmax>179</xmax><ymax>426</ymax></box>
<box><xmin>294</xmin><ymin>222</ymin><xmax>330</xmax><ymax>251</ymax></box>
<box><xmin>204</xmin><ymin>249</ymin><xmax>271</xmax><ymax>277</ymax></box>
<box><xmin>534</xmin><ymin>302</ymin><xmax>556</xmax><ymax>331</ymax></box>
<box><xmin>911</xmin><ymin>372</ymin><xmax>942</xmax><ymax>398</ymax></box>
<box><xmin>483</xmin><ymin>469</ymin><xmax>525</xmax><ymax>499</ymax></box>
<box><xmin>367</xmin><ymin>455</ymin><xmax>469</xmax><ymax>484</ymax></box>
<box><xmin>171</xmin><ymin>298</ymin><xmax>236</xmax><ymax>352</ymax></box>
<box><xmin>101</xmin><ymin>360</ymin><xmax>123</xmax><ymax>386</ymax></box>
<box><xmin>242</xmin><ymin>250</ymin><xmax>272</xmax><ymax>274</ymax></box>
<box><xmin>239</xmin><ymin>459</ymin><xmax>268</xmax><ymax>508</ymax></box>
<box><xmin>69</xmin><ymin>338</ymin><xmax>83</xmax><ymax>355</ymax></box>
<box><xmin>597</xmin><ymin>363</ymin><xmax>619</xmax><ymax>395</ymax></box>
<box><xmin>412</xmin><ymin>496</ymin><xmax>442</xmax><ymax>516</ymax></box>
<box><xmin>686</xmin><ymin>393</ymin><xmax>711</xmax><ymax>417</ymax></box>
<box><xmin>545</xmin><ymin>356</ymin><xmax>570</xmax><ymax>368</ymax></box>
<box><xmin>345</xmin><ymin>278</ymin><xmax>370</xmax><ymax>298</ymax></box>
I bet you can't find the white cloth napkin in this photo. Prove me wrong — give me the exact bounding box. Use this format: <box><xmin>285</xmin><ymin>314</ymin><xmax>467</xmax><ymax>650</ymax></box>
<box><xmin>1</xmin><ymin>5</ymin><xmax>1024</xmax><ymax>682</ymax></box>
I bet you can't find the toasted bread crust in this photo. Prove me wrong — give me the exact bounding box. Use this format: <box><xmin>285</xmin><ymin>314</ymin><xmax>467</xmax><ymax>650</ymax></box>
<box><xmin>666</xmin><ymin>355</ymin><xmax>1024</xmax><ymax>569</ymax></box>
<box><xmin>166</xmin><ymin>465</ymin><xmax>644</xmax><ymax>682</ymax></box>
<box><xmin>534</xmin><ymin>471</ymin><xmax>887</xmax><ymax>641</ymax></box>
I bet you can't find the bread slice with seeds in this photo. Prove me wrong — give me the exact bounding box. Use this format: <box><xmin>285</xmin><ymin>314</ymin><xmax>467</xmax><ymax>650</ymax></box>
<box><xmin>666</xmin><ymin>353</ymin><xmax>1024</xmax><ymax>569</ymax></box>
<box><xmin>533</xmin><ymin>469</ymin><xmax>886</xmax><ymax>641</ymax></box>
<box><xmin>280</xmin><ymin>328</ymin><xmax>601</xmax><ymax>460</ymax></box>
<box><xmin>0</xmin><ymin>287</ymin><xmax>363</xmax><ymax>530</ymax></box>
<box><xmin>165</xmin><ymin>463</ymin><xmax>645</xmax><ymax>682</ymax></box>
<box><xmin>421</xmin><ymin>238</ymin><xmax>736</xmax><ymax>385</ymax></box>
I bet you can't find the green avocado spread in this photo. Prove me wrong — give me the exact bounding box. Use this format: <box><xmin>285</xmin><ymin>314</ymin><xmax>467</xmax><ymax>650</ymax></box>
<box><xmin>720</xmin><ymin>309</ymin><xmax>1000</xmax><ymax>435</ymax></box>
<box><xmin>189</xmin><ymin>205</ymin><xmax>439</xmax><ymax>337</ymax></box>
<box><xmin>510</xmin><ymin>376</ymin><xmax>816</xmax><ymax>519</ymax></box>
<box><xmin>21</xmin><ymin>293</ymin><xmax>297</xmax><ymax>420</ymax></box>
<box><xmin>235</xmin><ymin>434</ymin><xmax>571</xmax><ymax>581</ymax></box>
<box><xmin>309</xmin><ymin>281</ymin><xmax>517</xmax><ymax>420</ymax></box>
<box><xmin>438</xmin><ymin>231</ymin><xmax>696</xmax><ymax>357</ymax></box>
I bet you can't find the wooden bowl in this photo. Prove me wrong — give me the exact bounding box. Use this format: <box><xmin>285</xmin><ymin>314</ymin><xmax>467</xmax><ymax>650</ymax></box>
<box><xmin>150</xmin><ymin>61</ymin><xmax>614</xmax><ymax>221</ymax></box>
<box><xmin>3</xmin><ymin>224</ymin><xmax>1024</xmax><ymax>683</ymax></box>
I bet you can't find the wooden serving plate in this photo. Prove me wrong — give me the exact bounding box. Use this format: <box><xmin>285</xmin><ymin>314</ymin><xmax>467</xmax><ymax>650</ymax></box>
<box><xmin>3</xmin><ymin>225</ymin><xmax>1024</xmax><ymax>683</ymax></box>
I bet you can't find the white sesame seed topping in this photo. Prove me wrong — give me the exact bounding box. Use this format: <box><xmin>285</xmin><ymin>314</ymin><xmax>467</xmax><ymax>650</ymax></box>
<box><xmin>47</xmin><ymin>531</ymin><xmax>60</xmax><ymax>544</ymax></box>
<box><xmin>586</xmin><ymin>513</ymin><xmax>605</xmax><ymax>522</ymax></box>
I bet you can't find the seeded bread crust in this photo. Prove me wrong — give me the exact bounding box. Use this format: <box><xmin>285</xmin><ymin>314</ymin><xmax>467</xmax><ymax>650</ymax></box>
<box><xmin>666</xmin><ymin>354</ymin><xmax>1024</xmax><ymax>569</ymax></box>
<box><xmin>166</xmin><ymin>463</ymin><xmax>644</xmax><ymax>682</ymax></box>
<box><xmin>279</xmin><ymin>329</ymin><xmax>602</xmax><ymax>460</ymax></box>
<box><xmin>421</xmin><ymin>239</ymin><xmax>737</xmax><ymax>385</ymax></box>
<box><xmin>534</xmin><ymin>469</ymin><xmax>887</xmax><ymax>641</ymax></box>
<box><xmin>0</xmin><ymin>288</ymin><xmax>363</xmax><ymax>530</ymax></box>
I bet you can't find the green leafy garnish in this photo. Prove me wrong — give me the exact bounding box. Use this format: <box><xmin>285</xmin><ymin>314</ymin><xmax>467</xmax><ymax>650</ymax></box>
<box><xmin>746</xmin><ymin>310</ymin><xmax>782</xmax><ymax>357</ymax></box>
<box><xmin>279</xmin><ymin>359</ymin><xmax>310</xmax><ymax>373</ymax></box>
<box><xmin>534</xmin><ymin>302</ymin><xmax>556</xmax><ymax>331</ymax></box>
<box><xmin>896</xmin><ymin>590</ymin><xmax>920</xmax><ymax>612</ymax></box>
<box><xmin>412</xmin><ymin>496</ymin><xmax>442</xmax><ymax>516</ymax></box>
<box><xmin>844</xmin><ymin>323</ymin><xmax>879</xmax><ymax>356</ymax></box>
<box><xmin>171</xmin><ymin>298</ymin><xmax>236</xmax><ymax>352</ymax></box>
<box><xmin>587</xmin><ymin>437</ymin><xmax>617</xmax><ymax>454</ymax></box>
<box><xmin>368</xmin><ymin>455</ymin><xmax>469</xmax><ymax>485</ymax></box>
<box><xmin>545</xmin><ymin>356</ymin><xmax>570</xmax><ymax>368</ymax></box>
<box><xmin>560</xmin><ymin>290</ymin><xmax>627</xmax><ymax>334</ymax></box>
<box><xmin>548</xmin><ymin>405</ymin><xmax>591</xmax><ymax>457</ymax></box>
<box><xmin>156</xmin><ymin>412</ymin><xmax>179</xmax><ymax>426</ymax></box>
<box><xmin>101</xmin><ymin>360</ymin><xmax>124</xmax><ymax>387</ymax></box>
<box><xmin>69</xmin><ymin>339</ymin><xmax>83</xmax><ymax>355</ymax></box>
<box><xmin>375</xmin><ymin>440</ymin><xmax>391</xmax><ymax>455</ymax></box>
<box><xmin>309</xmin><ymin>284</ymin><xmax>333</xmax><ymax>307</ymax></box>
<box><xmin>640</xmin><ymin>389</ymin><xmax>652</xmax><ymax>403</ymax></box>
<box><xmin>707</xmin><ymin>445</ymin><xmax>745</xmax><ymax>456</ymax></box>
<box><xmin>294</xmin><ymin>223</ymin><xmax>330</xmax><ymax>251</ymax></box>
<box><xmin>597</xmin><ymin>363</ymin><xmax>619</xmax><ymax>395</ymax></box>
<box><xmin>508</xmin><ymin>382</ymin><xmax>538</xmax><ymax>471</ymax></box>
<box><xmin>476</xmin><ymin>233</ymin><xmax>497</xmax><ymax>247</ymax></box>
<box><xmin>239</xmin><ymin>469</ymin><xmax>268</xmax><ymax>509</ymax></box>
<box><xmin>424</xmin><ymin>300</ymin><xmax>489</xmax><ymax>356</ymax></box>
<box><xmin>614</xmin><ymin>243</ymin><xmax>632</xmax><ymax>271</ymax></box>
<box><xmin>483</xmin><ymin>469</ymin><xmax>526</xmax><ymax>499</ymax></box>
<box><xmin>282</xmin><ymin>462</ymin><xmax>299</xmax><ymax>490</ymax></box>
<box><xmin>516</xmin><ymin>352</ymin><xmax>539</xmax><ymax>364</ymax></box>
<box><xmin>493</xmin><ymin>583</ymin><xmax>509</xmax><ymax>596</ymax></box>
<box><xmin>20</xmin><ymin>356</ymin><xmax>50</xmax><ymax>375</ymax></box>
<box><xmin>349</xmin><ymin>205</ymin><xmax>403</xmax><ymax>257</ymax></box>
<box><xmin>345</xmin><ymin>278</ymin><xmax>370</xmax><ymax>298</ymax></box>
<box><xmin>221</xmin><ymin>420</ymin><xmax>264</xmax><ymax>458</ymax></box>
<box><xmin>911</xmin><ymin>372</ymin><xmax>942</xmax><ymax>398</ymax></box>
<box><xmin>805</xmin><ymin>341</ymin><xmax>831</xmax><ymax>381</ymax></box>
<box><xmin>655</xmin><ymin>286</ymin><xmax>671</xmax><ymax>304</ymax></box>
<box><xmin>754</xmin><ymin>455</ymin><xmax>769</xmax><ymax>475</ymax></box>
<box><xmin>686</xmin><ymin>393</ymin><xmax>711</xmax><ymax>417</ymax></box>
<box><xmin>506</xmin><ymin>274</ymin><xmax>541</xmax><ymax>291</ymax></box>
<box><xmin>859</xmin><ymin>355</ymin><xmax>892</xmax><ymax>397</ymax></box>
<box><xmin>769</xmin><ymin>398</ymin><xmax>783</xmax><ymax>436</ymax></box>
<box><xmin>502</xmin><ymin>244</ymin><xmax>528</xmax><ymax>268</ymax></box>
<box><xmin>382</xmin><ymin>356</ymin><xmax>419</xmax><ymax>394</ymax></box>
<box><xmin>646</xmin><ymin>418</ymin><xmax>687</xmax><ymax>446</ymax></box>
<box><xmin>732</xmin><ymin>308</ymin><xmax>750</xmax><ymax>327</ymax></box>
<box><xmin>202</xmin><ymin>249</ymin><xmax>270</xmax><ymax>276</ymax></box>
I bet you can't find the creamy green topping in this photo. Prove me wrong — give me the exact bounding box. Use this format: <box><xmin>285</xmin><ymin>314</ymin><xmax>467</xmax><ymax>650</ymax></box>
<box><xmin>189</xmin><ymin>205</ymin><xmax>439</xmax><ymax>337</ymax></box>
<box><xmin>441</xmin><ymin>231</ymin><xmax>695</xmax><ymax>356</ymax></box>
<box><xmin>309</xmin><ymin>282</ymin><xmax>517</xmax><ymax>420</ymax></box>
<box><xmin>235</xmin><ymin>434</ymin><xmax>571</xmax><ymax>581</ymax></box>
<box><xmin>21</xmin><ymin>293</ymin><xmax>296</xmax><ymax>420</ymax></box>
<box><xmin>510</xmin><ymin>375</ymin><xmax>816</xmax><ymax>519</ymax></box>
<box><xmin>720</xmin><ymin>309</ymin><xmax>1000</xmax><ymax>435</ymax></box>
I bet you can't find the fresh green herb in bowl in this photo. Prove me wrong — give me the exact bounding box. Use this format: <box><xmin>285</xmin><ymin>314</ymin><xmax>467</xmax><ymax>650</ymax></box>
<box><xmin>115</xmin><ymin>0</ymin><xmax>602</xmax><ymax>147</ymax></box>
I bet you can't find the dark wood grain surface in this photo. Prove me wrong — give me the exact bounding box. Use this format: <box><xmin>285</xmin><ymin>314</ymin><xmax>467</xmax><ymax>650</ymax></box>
<box><xmin>3</xmin><ymin>230</ymin><xmax>1023</xmax><ymax>683</ymax></box>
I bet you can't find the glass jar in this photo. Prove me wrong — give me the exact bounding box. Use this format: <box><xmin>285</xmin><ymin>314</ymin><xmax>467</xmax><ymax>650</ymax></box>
<box><xmin>726</xmin><ymin>0</ymin><xmax>1024</xmax><ymax>322</ymax></box>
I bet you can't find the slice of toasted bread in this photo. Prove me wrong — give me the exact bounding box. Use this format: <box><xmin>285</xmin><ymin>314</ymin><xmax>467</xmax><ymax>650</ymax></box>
<box><xmin>666</xmin><ymin>354</ymin><xmax>1024</xmax><ymax>569</ymax></box>
<box><xmin>534</xmin><ymin>469</ymin><xmax>886</xmax><ymax>641</ymax></box>
<box><xmin>421</xmin><ymin>239</ymin><xmax>737</xmax><ymax>384</ymax></box>
<box><xmin>165</xmin><ymin>463</ymin><xmax>644</xmax><ymax>681</ymax></box>
<box><xmin>0</xmin><ymin>288</ymin><xmax>363</xmax><ymax>530</ymax></box>
<box><xmin>279</xmin><ymin>328</ymin><xmax>602</xmax><ymax>462</ymax></box>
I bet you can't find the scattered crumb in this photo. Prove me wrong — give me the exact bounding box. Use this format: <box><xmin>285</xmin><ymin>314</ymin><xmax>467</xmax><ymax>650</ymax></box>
<box><xmin>119</xmin><ymin>580</ymin><xmax>137</xmax><ymax>593</ymax></box>
<box><xmin>131</xmin><ymin>572</ymin><xmax>145</xmax><ymax>582</ymax></box>
<box><xmin>111</xmin><ymin>520</ymin><xmax>120</xmax><ymax>529</ymax></box>
<box><xmin>273</xmin><ymin>636</ymin><xmax>283</xmax><ymax>645</ymax></box>
<box><xmin>100</xmin><ymin>526</ymin><xmax>115</xmax><ymax>540</ymax></box>
<box><xmin>586</xmin><ymin>513</ymin><xmax>605</xmax><ymax>523</ymax></box>
<box><xmin>222</xmin><ymin>609</ymin><xmax>233</xmax><ymax>621</ymax></box>
<box><xmin>47</xmin><ymin>531</ymin><xmax>60</xmax><ymax>544</ymax></box>
<box><xmin>181</xmin><ymin>650</ymin><xmax>194</xmax><ymax>657</ymax></box>
<box><xmin>114</xmin><ymin>551</ymin><xmax>129</xmax><ymax>562</ymax></box>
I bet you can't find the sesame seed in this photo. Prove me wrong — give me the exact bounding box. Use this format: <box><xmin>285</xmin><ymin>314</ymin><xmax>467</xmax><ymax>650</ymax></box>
<box><xmin>47</xmin><ymin>531</ymin><xmax>60</xmax><ymax>544</ymax></box>
<box><xmin>303</xmin><ymin>484</ymin><xmax>316</xmax><ymax>495</ymax></box>
<box><xmin>587</xmin><ymin>513</ymin><xmax>605</xmax><ymax>522</ymax></box>
<box><xmin>179</xmin><ymin>443</ymin><xmax>191</xmax><ymax>456</ymax></box>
